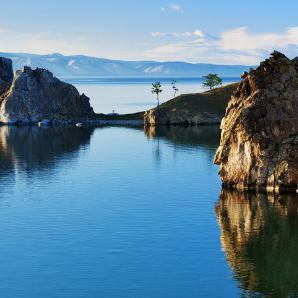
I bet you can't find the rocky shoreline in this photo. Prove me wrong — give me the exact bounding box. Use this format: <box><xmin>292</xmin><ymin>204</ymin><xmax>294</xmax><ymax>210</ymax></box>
<box><xmin>0</xmin><ymin>119</ymin><xmax>144</xmax><ymax>127</ymax></box>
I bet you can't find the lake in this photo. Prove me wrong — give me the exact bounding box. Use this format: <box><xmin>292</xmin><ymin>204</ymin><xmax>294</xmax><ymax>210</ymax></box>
<box><xmin>0</xmin><ymin>125</ymin><xmax>297</xmax><ymax>298</ymax></box>
<box><xmin>63</xmin><ymin>77</ymin><xmax>239</xmax><ymax>114</ymax></box>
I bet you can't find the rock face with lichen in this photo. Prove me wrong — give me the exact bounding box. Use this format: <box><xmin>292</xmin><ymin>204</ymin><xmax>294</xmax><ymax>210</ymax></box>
<box><xmin>214</xmin><ymin>51</ymin><xmax>298</xmax><ymax>192</ymax></box>
<box><xmin>0</xmin><ymin>60</ymin><xmax>94</xmax><ymax>124</ymax></box>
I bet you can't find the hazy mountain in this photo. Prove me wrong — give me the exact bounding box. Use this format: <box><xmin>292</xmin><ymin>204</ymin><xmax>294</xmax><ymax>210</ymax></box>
<box><xmin>0</xmin><ymin>52</ymin><xmax>251</xmax><ymax>78</ymax></box>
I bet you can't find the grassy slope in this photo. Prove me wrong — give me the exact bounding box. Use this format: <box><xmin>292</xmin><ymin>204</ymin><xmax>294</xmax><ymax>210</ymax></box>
<box><xmin>95</xmin><ymin>83</ymin><xmax>238</xmax><ymax>120</ymax></box>
<box><xmin>156</xmin><ymin>83</ymin><xmax>239</xmax><ymax>116</ymax></box>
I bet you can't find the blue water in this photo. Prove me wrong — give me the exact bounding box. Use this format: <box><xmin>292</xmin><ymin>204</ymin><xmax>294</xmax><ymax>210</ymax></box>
<box><xmin>0</xmin><ymin>125</ymin><xmax>297</xmax><ymax>297</ymax></box>
<box><xmin>0</xmin><ymin>125</ymin><xmax>233</xmax><ymax>297</ymax></box>
<box><xmin>63</xmin><ymin>77</ymin><xmax>238</xmax><ymax>114</ymax></box>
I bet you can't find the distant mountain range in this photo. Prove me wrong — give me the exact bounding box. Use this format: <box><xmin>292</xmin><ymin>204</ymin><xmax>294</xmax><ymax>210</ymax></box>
<box><xmin>0</xmin><ymin>52</ymin><xmax>251</xmax><ymax>78</ymax></box>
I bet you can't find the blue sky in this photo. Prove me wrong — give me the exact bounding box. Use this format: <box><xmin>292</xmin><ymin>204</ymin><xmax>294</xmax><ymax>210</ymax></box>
<box><xmin>0</xmin><ymin>0</ymin><xmax>297</xmax><ymax>64</ymax></box>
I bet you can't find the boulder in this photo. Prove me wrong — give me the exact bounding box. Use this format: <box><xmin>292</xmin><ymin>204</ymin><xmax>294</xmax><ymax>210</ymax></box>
<box><xmin>0</xmin><ymin>57</ymin><xmax>14</xmax><ymax>95</ymax></box>
<box><xmin>214</xmin><ymin>51</ymin><xmax>298</xmax><ymax>192</ymax></box>
<box><xmin>0</xmin><ymin>65</ymin><xmax>94</xmax><ymax>124</ymax></box>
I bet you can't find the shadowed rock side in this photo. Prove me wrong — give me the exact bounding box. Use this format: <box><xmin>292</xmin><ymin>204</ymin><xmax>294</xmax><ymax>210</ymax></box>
<box><xmin>0</xmin><ymin>57</ymin><xmax>13</xmax><ymax>95</ymax></box>
<box><xmin>215</xmin><ymin>190</ymin><xmax>298</xmax><ymax>297</ymax></box>
<box><xmin>214</xmin><ymin>52</ymin><xmax>298</xmax><ymax>192</ymax></box>
<box><xmin>144</xmin><ymin>83</ymin><xmax>238</xmax><ymax>126</ymax></box>
<box><xmin>0</xmin><ymin>60</ymin><xmax>95</xmax><ymax>124</ymax></box>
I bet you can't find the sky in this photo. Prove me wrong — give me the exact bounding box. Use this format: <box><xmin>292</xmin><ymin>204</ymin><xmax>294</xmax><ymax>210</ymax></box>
<box><xmin>0</xmin><ymin>0</ymin><xmax>297</xmax><ymax>65</ymax></box>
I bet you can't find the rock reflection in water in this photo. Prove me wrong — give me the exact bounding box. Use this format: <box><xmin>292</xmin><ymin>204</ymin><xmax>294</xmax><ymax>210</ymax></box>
<box><xmin>144</xmin><ymin>125</ymin><xmax>220</xmax><ymax>149</ymax></box>
<box><xmin>215</xmin><ymin>190</ymin><xmax>298</xmax><ymax>297</ymax></box>
<box><xmin>0</xmin><ymin>126</ymin><xmax>94</xmax><ymax>176</ymax></box>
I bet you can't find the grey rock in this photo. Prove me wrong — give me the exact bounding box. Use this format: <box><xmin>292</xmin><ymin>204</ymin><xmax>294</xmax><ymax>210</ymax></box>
<box><xmin>0</xmin><ymin>65</ymin><xmax>94</xmax><ymax>124</ymax></box>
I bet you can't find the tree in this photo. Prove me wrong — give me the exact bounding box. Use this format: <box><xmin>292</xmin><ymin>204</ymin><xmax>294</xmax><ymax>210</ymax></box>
<box><xmin>152</xmin><ymin>81</ymin><xmax>163</xmax><ymax>106</ymax></box>
<box><xmin>202</xmin><ymin>74</ymin><xmax>223</xmax><ymax>89</ymax></box>
<box><xmin>171</xmin><ymin>80</ymin><xmax>179</xmax><ymax>97</ymax></box>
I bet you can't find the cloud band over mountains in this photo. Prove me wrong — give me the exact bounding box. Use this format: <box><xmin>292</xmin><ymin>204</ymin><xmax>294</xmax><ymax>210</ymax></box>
<box><xmin>147</xmin><ymin>27</ymin><xmax>298</xmax><ymax>64</ymax></box>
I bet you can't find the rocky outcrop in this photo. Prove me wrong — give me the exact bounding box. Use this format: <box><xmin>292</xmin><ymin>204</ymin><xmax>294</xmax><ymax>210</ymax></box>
<box><xmin>144</xmin><ymin>83</ymin><xmax>238</xmax><ymax>126</ymax></box>
<box><xmin>0</xmin><ymin>57</ymin><xmax>14</xmax><ymax>95</ymax></box>
<box><xmin>214</xmin><ymin>51</ymin><xmax>298</xmax><ymax>192</ymax></box>
<box><xmin>144</xmin><ymin>109</ymin><xmax>222</xmax><ymax>126</ymax></box>
<box><xmin>0</xmin><ymin>61</ymin><xmax>94</xmax><ymax>124</ymax></box>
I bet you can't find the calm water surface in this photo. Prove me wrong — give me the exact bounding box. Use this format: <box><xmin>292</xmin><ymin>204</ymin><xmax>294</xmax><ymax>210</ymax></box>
<box><xmin>64</xmin><ymin>77</ymin><xmax>238</xmax><ymax>114</ymax></box>
<box><xmin>0</xmin><ymin>125</ymin><xmax>297</xmax><ymax>297</ymax></box>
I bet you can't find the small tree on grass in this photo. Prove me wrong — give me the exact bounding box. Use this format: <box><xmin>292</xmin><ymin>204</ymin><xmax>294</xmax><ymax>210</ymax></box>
<box><xmin>202</xmin><ymin>74</ymin><xmax>223</xmax><ymax>89</ymax></box>
<box><xmin>152</xmin><ymin>81</ymin><xmax>163</xmax><ymax>106</ymax></box>
<box><xmin>171</xmin><ymin>80</ymin><xmax>179</xmax><ymax>97</ymax></box>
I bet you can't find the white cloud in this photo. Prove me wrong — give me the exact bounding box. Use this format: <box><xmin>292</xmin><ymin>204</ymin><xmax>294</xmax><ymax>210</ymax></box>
<box><xmin>160</xmin><ymin>3</ymin><xmax>183</xmax><ymax>13</ymax></box>
<box><xmin>151</xmin><ymin>29</ymin><xmax>205</xmax><ymax>38</ymax></box>
<box><xmin>193</xmin><ymin>30</ymin><xmax>205</xmax><ymax>38</ymax></box>
<box><xmin>219</xmin><ymin>26</ymin><xmax>298</xmax><ymax>51</ymax></box>
<box><xmin>146</xmin><ymin>27</ymin><xmax>298</xmax><ymax>64</ymax></box>
<box><xmin>168</xmin><ymin>4</ymin><xmax>182</xmax><ymax>12</ymax></box>
<box><xmin>151</xmin><ymin>32</ymin><xmax>168</xmax><ymax>37</ymax></box>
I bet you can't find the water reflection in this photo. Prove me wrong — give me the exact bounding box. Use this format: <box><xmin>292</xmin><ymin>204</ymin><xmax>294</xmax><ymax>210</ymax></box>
<box><xmin>215</xmin><ymin>190</ymin><xmax>298</xmax><ymax>297</ymax></box>
<box><xmin>144</xmin><ymin>125</ymin><xmax>220</xmax><ymax>149</ymax></box>
<box><xmin>0</xmin><ymin>126</ymin><xmax>94</xmax><ymax>176</ymax></box>
<box><xmin>144</xmin><ymin>125</ymin><xmax>220</xmax><ymax>167</ymax></box>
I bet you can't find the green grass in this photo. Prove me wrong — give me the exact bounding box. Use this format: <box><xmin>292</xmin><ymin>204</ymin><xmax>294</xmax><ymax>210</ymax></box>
<box><xmin>156</xmin><ymin>83</ymin><xmax>238</xmax><ymax>116</ymax></box>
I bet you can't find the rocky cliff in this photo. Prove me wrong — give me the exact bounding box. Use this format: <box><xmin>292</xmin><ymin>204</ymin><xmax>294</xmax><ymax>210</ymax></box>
<box><xmin>144</xmin><ymin>83</ymin><xmax>238</xmax><ymax>126</ymax></box>
<box><xmin>214</xmin><ymin>51</ymin><xmax>298</xmax><ymax>192</ymax></box>
<box><xmin>0</xmin><ymin>60</ymin><xmax>94</xmax><ymax>124</ymax></box>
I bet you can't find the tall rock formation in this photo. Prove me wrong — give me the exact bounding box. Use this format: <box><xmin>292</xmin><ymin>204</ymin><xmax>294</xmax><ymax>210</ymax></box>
<box><xmin>214</xmin><ymin>52</ymin><xmax>298</xmax><ymax>192</ymax></box>
<box><xmin>0</xmin><ymin>60</ymin><xmax>94</xmax><ymax>124</ymax></box>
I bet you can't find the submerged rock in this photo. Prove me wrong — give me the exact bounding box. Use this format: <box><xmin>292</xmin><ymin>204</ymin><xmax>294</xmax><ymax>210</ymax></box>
<box><xmin>0</xmin><ymin>62</ymin><xmax>94</xmax><ymax>124</ymax></box>
<box><xmin>0</xmin><ymin>57</ymin><xmax>14</xmax><ymax>95</ymax></box>
<box><xmin>214</xmin><ymin>51</ymin><xmax>298</xmax><ymax>192</ymax></box>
